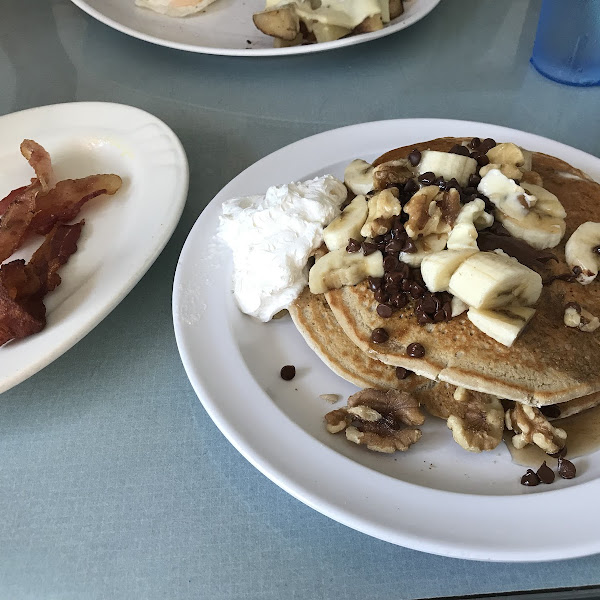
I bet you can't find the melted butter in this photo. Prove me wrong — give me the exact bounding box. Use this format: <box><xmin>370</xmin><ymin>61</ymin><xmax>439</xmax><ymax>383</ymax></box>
<box><xmin>507</xmin><ymin>403</ymin><xmax>600</xmax><ymax>467</ymax></box>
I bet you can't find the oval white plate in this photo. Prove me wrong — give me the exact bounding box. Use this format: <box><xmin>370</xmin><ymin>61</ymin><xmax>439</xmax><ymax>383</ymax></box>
<box><xmin>69</xmin><ymin>0</ymin><xmax>440</xmax><ymax>56</ymax></box>
<box><xmin>173</xmin><ymin>119</ymin><xmax>600</xmax><ymax>561</ymax></box>
<box><xmin>0</xmin><ymin>102</ymin><xmax>188</xmax><ymax>394</ymax></box>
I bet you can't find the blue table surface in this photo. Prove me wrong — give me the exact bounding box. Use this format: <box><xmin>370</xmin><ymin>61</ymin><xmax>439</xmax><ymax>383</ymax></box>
<box><xmin>1</xmin><ymin>0</ymin><xmax>600</xmax><ymax>598</ymax></box>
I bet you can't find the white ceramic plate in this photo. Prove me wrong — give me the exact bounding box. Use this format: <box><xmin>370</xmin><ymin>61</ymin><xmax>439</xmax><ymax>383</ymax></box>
<box><xmin>0</xmin><ymin>102</ymin><xmax>188</xmax><ymax>394</ymax></box>
<box><xmin>69</xmin><ymin>0</ymin><xmax>440</xmax><ymax>56</ymax></box>
<box><xmin>173</xmin><ymin>119</ymin><xmax>600</xmax><ymax>561</ymax></box>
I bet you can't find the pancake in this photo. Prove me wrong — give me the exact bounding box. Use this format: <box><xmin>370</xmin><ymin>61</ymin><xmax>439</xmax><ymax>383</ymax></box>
<box><xmin>289</xmin><ymin>286</ymin><xmax>600</xmax><ymax>422</ymax></box>
<box><xmin>325</xmin><ymin>137</ymin><xmax>600</xmax><ymax>406</ymax></box>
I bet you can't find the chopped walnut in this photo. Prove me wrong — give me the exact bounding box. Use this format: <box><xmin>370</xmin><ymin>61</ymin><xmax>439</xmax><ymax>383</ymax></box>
<box><xmin>360</xmin><ymin>188</ymin><xmax>402</xmax><ymax>238</ymax></box>
<box><xmin>372</xmin><ymin>158</ymin><xmax>414</xmax><ymax>191</ymax></box>
<box><xmin>324</xmin><ymin>388</ymin><xmax>425</xmax><ymax>453</ymax></box>
<box><xmin>404</xmin><ymin>186</ymin><xmax>461</xmax><ymax>240</ymax></box>
<box><xmin>445</xmin><ymin>388</ymin><xmax>504</xmax><ymax>452</ymax></box>
<box><xmin>505</xmin><ymin>403</ymin><xmax>567</xmax><ymax>454</ymax></box>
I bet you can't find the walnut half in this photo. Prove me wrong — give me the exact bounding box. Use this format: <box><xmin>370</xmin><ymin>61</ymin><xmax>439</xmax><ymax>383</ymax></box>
<box><xmin>324</xmin><ymin>389</ymin><xmax>424</xmax><ymax>453</ymax></box>
<box><xmin>505</xmin><ymin>403</ymin><xmax>567</xmax><ymax>454</ymax></box>
<box><xmin>446</xmin><ymin>388</ymin><xmax>504</xmax><ymax>452</ymax></box>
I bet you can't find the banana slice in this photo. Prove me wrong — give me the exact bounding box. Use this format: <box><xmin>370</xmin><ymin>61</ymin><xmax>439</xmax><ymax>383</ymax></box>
<box><xmin>344</xmin><ymin>159</ymin><xmax>374</xmax><ymax>195</ymax></box>
<box><xmin>467</xmin><ymin>306</ymin><xmax>536</xmax><ymax>347</ymax></box>
<box><xmin>308</xmin><ymin>248</ymin><xmax>384</xmax><ymax>294</ymax></box>
<box><xmin>323</xmin><ymin>195</ymin><xmax>368</xmax><ymax>251</ymax></box>
<box><xmin>451</xmin><ymin>296</ymin><xmax>469</xmax><ymax>317</ymax></box>
<box><xmin>498</xmin><ymin>182</ymin><xmax>566</xmax><ymax>250</ymax></box>
<box><xmin>477</xmin><ymin>169</ymin><xmax>536</xmax><ymax>219</ymax></box>
<box><xmin>418</xmin><ymin>150</ymin><xmax>477</xmax><ymax>187</ymax></box>
<box><xmin>565</xmin><ymin>221</ymin><xmax>600</xmax><ymax>284</ymax></box>
<box><xmin>479</xmin><ymin>171</ymin><xmax>566</xmax><ymax>250</ymax></box>
<box><xmin>420</xmin><ymin>249</ymin><xmax>478</xmax><ymax>293</ymax></box>
<box><xmin>446</xmin><ymin>199</ymin><xmax>493</xmax><ymax>251</ymax></box>
<box><xmin>448</xmin><ymin>251</ymin><xmax>543</xmax><ymax>310</ymax></box>
<box><xmin>399</xmin><ymin>233</ymin><xmax>448</xmax><ymax>267</ymax></box>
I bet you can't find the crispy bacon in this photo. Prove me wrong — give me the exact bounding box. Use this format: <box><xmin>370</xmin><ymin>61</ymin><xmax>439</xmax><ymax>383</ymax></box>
<box><xmin>29</xmin><ymin>174</ymin><xmax>122</xmax><ymax>235</ymax></box>
<box><xmin>0</xmin><ymin>185</ymin><xmax>28</xmax><ymax>217</ymax></box>
<box><xmin>0</xmin><ymin>221</ymin><xmax>83</xmax><ymax>346</ymax></box>
<box><xmin>20</xmin><ymin>139</ymin><xmax>56</xmax><ymax>192</ymax></box>
<box><xmin>0</xmin><ymin>185</ymin><xmax>38</xmax><ymax>263</ymax></box>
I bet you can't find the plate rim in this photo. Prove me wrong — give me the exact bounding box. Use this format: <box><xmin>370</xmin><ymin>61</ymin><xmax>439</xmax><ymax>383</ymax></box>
<box><xmin>68</xmin><ymin>0</ymin><xmax>441</xmax><ymax>57</ymax></box>
<box><xmin>172</xmin><ymin>117</ymin><xmax>600</xmax><ymax>562</ymax></box>
<box><xmin>0</xmin><ymin>101</ymin><xmax>189</xmax><ymax>394</ymax></box>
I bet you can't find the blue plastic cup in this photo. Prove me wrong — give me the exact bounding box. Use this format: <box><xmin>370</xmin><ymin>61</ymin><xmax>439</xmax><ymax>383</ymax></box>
<box><xmin>531</xmin><ymin>0</ymin><xmax>600</xmax><ymax>86</ymax></box>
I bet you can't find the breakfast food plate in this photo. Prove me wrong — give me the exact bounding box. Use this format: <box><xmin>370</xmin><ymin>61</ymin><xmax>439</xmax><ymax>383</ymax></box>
<box><xmin>0</xmin><ymin>102</ymin><xmax>188</xmax><ymax>394</ymax></box>
<box><xmin>68</xmin><ymin>0</ymin><xmax>441</xmax><ymax>56</ymax></box>
<box><xmin>172</xmin><ymin>118</ymin><xmax>600</xmax><ymax>561</ymax></box>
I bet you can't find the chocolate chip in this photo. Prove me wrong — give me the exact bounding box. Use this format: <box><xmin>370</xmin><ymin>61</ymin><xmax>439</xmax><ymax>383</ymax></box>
<box><xmin>572</xmin><ymin>265</ymin><xmax>582</xmax><ymax>276</ymax></box>
<box><xmin>468</xmin><ymin>173</ymin><xmax>482</xmax><ymax>188</ymax></box>
<box><xmin>434</xmin><ymin>176</ymin><xmax>446</xmax><ymax>189</ymax></box>
<box><xmin>383</xmin><ymin>255</ymin><xmax>399</xmax><ymax>272</ymax></box>
<box><xmin>377</xmin><ymin>304</ymin><xmax>393</xmax><ymax>318</ymax></box>
<box><xmin>420</xmin><ymin>295</ymin><xmax>437</xmax><ymax>314</ymax></box>
<box><xmin>385</xmin><ymin>271</ymin><xmax>404</xmax><ymax>286</ymax></box>
<box><xmin>433</xmin><ymin>309</ymin><xmax>446</xmax><ymax>323</ymax></box>
<box><xmin>475</xmin><ymin>154</ymin><xmax>490</xmax><ymax>167</ymax></box>
<box><xmin>536</xmin><ymin>461</ymin><xmax>555</xmax><ymax>484</ymax></box>
<box><xmin>521</xmin><ymin>469</ymin><xmax>540</xmax><ymax>486</ymax></box>
<box><xmin>442</xmin><ymin>301</ymin><xmax>452</xmax><ymax>320</ymax></box>
<box><xmin>462</xmin><ymin>186</ymin><xmax>477</xmax><ymax>196</ymax></box>
<box><xmin>449</xmin><ymin>144</ymin><xmax>470</xmax><ymax>156</ymax></box>
<box><xmin>469</xmin><ymin>137</ymin><xmax>481</xmax><ymax>149</ymax></box>
<box><xmin>390</xmin><ymin>293</ymin><xmax>408</xmax><ymax>309</ymax></box>
<box><xmin>374</xmin><ymin>289</ymin><xmax>388</xmax><ymax>303</ymax></box>
<box><xmin>346</xmin><ymin>238</ymin><xmax>361</xmax><ymax>253</ymax></box>
<box><xmin>446</xmin><ymin>177</ymin><xmax>460</xmax><ymax>189</ymax></box>
<box><xmin>540</xmin><ymin>404</ymin><xmax>561</xmax><ymax>419</ymax></box>
<box><xmin>385</xmin><ymin>239</ymin><xmax>405</xmax><ymax>253</ymax></box>
<box><xmin>409</xmin><ymin>282</ymin><xmax>425</xmax><ymax>299</ymax></box>
<box><xmin>549</xmin><ymin>446</ymin><xmax>567</xmax><ymax>459</ymax></box>
<box><xmin>280</xmin><ymin>365</ymin><xmax>296</xmax><ymax>380</ymax></box>
<box><xmin>404</xmin><ymin>179</ymin><xmax>419</xmax><ymax>195</ymax></box>
<box><xmin>395</xmin><ymin>366</ymin><xmax>411</xmax><ymax>380</ymax></box>
<box><xmin>362</xmin><ymin>241</ymin><xmax>378</xmax><ymax>255</ymax></box>
<box><xmin>401</xmin><ymin>239</ymin><xmax>417</xmax><ymax>254</ymax></box>
<box><xmin>371</xmin><ymin>328</ymin><xmax>389</xmax><ymax>343</ymax></box>
<box><xmin>479</xmin><ymin>138</ymin><xmax>497</xmax><ymax>153</ymax></box>
<box><xmin>406</xmin><ymin>342</ymin><xmax>425</xmax><ymax>358</ymax></box>
<box><xmin>368</xmin><ymin>276</ymin><xmax>383</xmax><ymax>291</ymax></box>
<box><xmin>416</xmin><ymin>312</ymin><xmax>433</xmax><ymax>325</ymax></box>
<box><xmin>418</xmin><ymin>171</ymin><xmax>436</xmax><ymax>185</ymax></box>
<box><xmin>385</xmin><ymin>283</ymin><xmax>400</xmax><ymax>296</ymax></box>
<box><xmin>558</xmin><ymin>457</ymin><xmax>576</xmax><ymax>479</ymax></box>
<box><xmin>408</xmin><ymin>149</ymin><xmax>421</xmax><ymax>166</ymax></box>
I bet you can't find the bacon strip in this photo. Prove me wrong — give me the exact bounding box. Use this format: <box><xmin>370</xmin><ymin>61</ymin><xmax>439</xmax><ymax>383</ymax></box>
<box><xmin>29</xmin><ymin>174</ymin><xmax>122</xmax><ymax>235</ymax></box>
<box><xmin>0</xmin><ymin>185</ymin><xmax>39</xmax><ymax>263</ymax></box>
<box><xmin>20</xmin><ymin>139</ymin><xmax>56</xmax><ymax>192</ymax></box>
<box><xmin>0</xmin><ymin>185</ymin><xmax>28</xmax><ymax>217</ymax></box>
<box><xmin>0</xmin><ymin>221</ymin><xmax>83</xmax><ymax>346</ymax></box>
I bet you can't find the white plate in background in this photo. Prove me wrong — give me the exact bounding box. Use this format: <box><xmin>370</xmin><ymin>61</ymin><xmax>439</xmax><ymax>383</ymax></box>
<box><xmin>69</xmin><ymin>0</ymin><xmax>441</xmax><ymax>56</ymax></box>
<box><xmin>173</xmin><ymin>118</ymin><xmax>600</xmax><ymax>561</ymax></box>
<box><xmin>0</xmin><ymin>102</ymin><xmax>188</xmax><ymax>394</ymax></box>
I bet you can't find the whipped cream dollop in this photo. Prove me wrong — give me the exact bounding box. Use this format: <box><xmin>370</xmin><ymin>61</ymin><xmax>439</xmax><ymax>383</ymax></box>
<box><xmin>218</xmin><ymin>175</ymin><xmax>347</xmax><ymax>321</ymax></box>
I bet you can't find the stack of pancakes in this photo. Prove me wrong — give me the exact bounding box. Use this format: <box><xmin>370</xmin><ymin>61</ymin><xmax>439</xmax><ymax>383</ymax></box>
<box><xmin>288</xmin><ymin>137</ymin><xmax>600</xmax><ymax>451</ymax></box>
